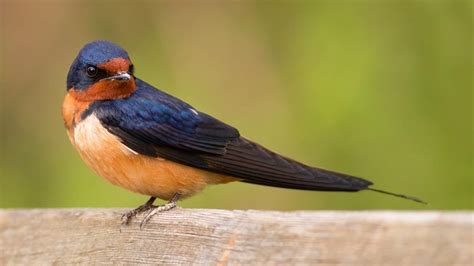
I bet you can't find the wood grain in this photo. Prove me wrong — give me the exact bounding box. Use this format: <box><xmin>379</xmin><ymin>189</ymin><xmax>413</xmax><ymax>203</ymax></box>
<box><xmin>0</xmin><ymin>209</ymin><xmax>472</xmax><ymax>265</ymax></box>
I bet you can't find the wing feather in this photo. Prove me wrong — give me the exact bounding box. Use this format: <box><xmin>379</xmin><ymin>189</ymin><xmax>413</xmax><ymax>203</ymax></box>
<box><xmin>94</xmin><ymin>79</ymin><xmax>372</xmax><ymax>191</ymax></box>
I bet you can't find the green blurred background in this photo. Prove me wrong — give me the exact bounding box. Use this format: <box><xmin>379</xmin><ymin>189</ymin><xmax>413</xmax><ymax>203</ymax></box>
<box><xmin>0</xmin><ymin>0</ymin><xmax>472</xmax><ymax>210</ymax></box>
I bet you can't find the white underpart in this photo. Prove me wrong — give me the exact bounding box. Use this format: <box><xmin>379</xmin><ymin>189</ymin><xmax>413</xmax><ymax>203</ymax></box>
<box><xmin>73</xmin><ymin>114</ymin><xmax>136</xmax><ymax>155</ymax></box>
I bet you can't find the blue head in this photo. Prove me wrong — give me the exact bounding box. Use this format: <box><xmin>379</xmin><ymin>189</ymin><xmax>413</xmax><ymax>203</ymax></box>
<box><xmin>66</xmin><ymin>40</ymin><xmax>136</xmax><ymax>101</ymax></box>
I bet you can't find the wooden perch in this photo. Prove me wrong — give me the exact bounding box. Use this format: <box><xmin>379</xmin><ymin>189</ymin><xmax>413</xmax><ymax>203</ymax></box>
<box><xmin>0</xmin><ymin>209</ymin><xmax>472</xmax><ymax>265</ymax></box>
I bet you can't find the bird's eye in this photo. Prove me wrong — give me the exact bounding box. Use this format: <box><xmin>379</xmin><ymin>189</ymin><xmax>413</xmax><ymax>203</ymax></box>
<box><xmin>86</xmin><ymin>66</ymin><xmax>98</xmax><ymax>78</ymax></box>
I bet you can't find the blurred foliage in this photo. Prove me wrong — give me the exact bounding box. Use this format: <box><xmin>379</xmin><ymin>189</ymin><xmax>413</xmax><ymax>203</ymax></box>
<box><xmin>0</xmin><ymin>0</ymin><xmax>472</xmax><ymax>210</ymax></box>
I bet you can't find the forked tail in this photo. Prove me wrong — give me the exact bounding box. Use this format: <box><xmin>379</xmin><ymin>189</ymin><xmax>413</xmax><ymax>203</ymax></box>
<box><xmin>367</xmin><ymin>188</ymin><xmax>427</xmax><ymax>204</ymax></box>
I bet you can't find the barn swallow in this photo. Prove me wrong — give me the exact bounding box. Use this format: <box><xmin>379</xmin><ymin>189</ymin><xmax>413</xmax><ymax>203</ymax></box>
<box><xmin>63</xmin><ymin>40</ymin><xmax>425</xmax><ymax>227</ymax></box>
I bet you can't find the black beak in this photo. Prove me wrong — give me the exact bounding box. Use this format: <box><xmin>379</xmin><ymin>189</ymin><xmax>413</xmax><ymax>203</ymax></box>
<box><xmin>103</xmin><ymin>72</ymin><xmax>131</xmax><ymax>81</ymax></box>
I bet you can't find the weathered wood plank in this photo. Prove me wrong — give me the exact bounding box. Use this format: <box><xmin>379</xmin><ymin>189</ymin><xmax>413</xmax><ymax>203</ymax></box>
<box><xmin>0</xmin><ymin>209</ymin><xmax>472</xmax><ymax>265</ymax></box>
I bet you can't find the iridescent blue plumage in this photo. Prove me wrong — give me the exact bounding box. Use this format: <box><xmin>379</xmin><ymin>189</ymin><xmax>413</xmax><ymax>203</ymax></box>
<box><xmin>88</xmin><ymin>79</ymin><xmax>240</xmax><ymax>156</ymax></box>
<box><xmin>67</xmin><ymin>40</ymin><xmax>130</xmax><ymax>90</ymax></box>
<box><xmin>81</xmin><ymin>78</ymin><xmax>371</xmax><ymax>191</ymax></box>
<box><xmin>63</xmin><ymin>40</ymin><xmax>424</xmax><ymax>228</ymax></box>
<box><xmin>69</xmin><ymin>40</ymin><xmax>375</xmax><ymax>193</ymax></box>
<box><xmin>78</xmin><ymin>40</ymin><xmax>129</xmax><ymax>66</ymax></box>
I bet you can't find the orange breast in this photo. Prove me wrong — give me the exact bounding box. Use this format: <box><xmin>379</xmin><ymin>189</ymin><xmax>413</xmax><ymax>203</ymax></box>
<box><xmin>69</xmin><ymin>114</ymin><xmax>237</xmax><ymax>200</ymax></box>
<box><xmin>62</xmin><ymin>92</ymin><xmax>90</xmax><ymax>135</ymax></box>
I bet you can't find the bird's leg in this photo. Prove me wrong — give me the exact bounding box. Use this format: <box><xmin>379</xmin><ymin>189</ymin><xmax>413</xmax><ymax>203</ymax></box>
<box><xmin>140</xmin><ymin>193</ymin><xmax>181</xmax><ymax>229</ymax></box>
<box><xmin>121</xmin><ymin>196</ymin><xmax>156</xmax><ymax>226</ymax></box>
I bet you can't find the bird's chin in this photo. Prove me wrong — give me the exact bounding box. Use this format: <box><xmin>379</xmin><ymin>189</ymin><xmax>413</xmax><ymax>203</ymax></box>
<box><xmin>71</xmin><ymin>78</ymin><xmax>136</xmax><ymax>102</ymax></box>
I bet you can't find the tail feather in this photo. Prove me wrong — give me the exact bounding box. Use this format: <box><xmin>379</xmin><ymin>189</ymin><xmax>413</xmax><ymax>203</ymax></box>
<box><xmin>213</xmin><ymin>138</ymin><xmax>427</xmax><ymax>204</ymax></box>
<box><xmin>368</xmin><ymin>188</ymin><xmax>427</xmax><ymax>204</ymax></box>
<box><xmin>206</xmin><ymin>137</ymin><xmax>373</xmax><ymax>191</ymax></box>
<box><xmin>152</xmin><ymin>137</ymin><xmax>426</xmax><ymax>204</ymax></box>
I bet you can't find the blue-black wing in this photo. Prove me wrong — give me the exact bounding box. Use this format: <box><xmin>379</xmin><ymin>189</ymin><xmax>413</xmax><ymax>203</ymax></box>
<box><xmin>94</xmin><ymin>79</ymin><xmax>372</xmax><ymax>191</ymax></box>
<box><xmin>93</xmin><ymin>79</ymin><xmax>239</xmax><ymax>156</ymax></box>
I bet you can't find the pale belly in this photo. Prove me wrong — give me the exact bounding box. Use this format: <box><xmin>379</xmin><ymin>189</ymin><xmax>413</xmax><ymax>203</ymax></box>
<box><xmin>70</xmin><ymin>114</ymin><xmax>236</xmax><ymax>200</ymax></box>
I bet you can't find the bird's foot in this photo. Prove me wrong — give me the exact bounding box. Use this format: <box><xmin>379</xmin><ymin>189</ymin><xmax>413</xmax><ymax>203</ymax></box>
<box><xmin>120</xmin><ymin>194</ymin><xmax>181</xmax><ymax>229</ymax></box>
<box><xmin>121</xmin><ymin>196</ymin><xmax>156</xmax><ymax>226</ymax></box>
<box><xmin>139</xmin><ymin>196</ymin><xmax>179</xmax><ymax>229</ymax></box>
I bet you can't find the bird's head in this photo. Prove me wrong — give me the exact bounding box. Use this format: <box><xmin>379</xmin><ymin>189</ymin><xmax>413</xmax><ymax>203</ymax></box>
<box><xmin>66</xmin><ymin>40</ymin><xmax>136</xmax><ymax>101</ymax></box>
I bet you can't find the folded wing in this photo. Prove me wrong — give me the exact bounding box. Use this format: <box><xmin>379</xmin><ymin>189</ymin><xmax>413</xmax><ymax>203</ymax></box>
<box><xmin>95</xmin><ymin>79</ymin><xmax>372</xmax><ymax>191</ymax></box>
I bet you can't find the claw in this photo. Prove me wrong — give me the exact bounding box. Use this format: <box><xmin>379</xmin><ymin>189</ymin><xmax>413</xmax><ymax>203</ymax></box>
<box><xmin>139</xmin><ymin>199</ymin><xmax>178</xmax><ymax>229</ymax></box>
<box><xmin>120</xmin><ymin>196</ymin><xmax>156</xmax><ymax>227</ymax></box>
<box><xmin>120</xmin><ymin>193</ymin><xmax>181</xmax><ymax>229</ymax></box>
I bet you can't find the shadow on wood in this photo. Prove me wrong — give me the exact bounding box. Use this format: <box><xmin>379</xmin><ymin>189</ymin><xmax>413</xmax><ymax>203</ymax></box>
<box><xmin>0</xmin><ymin>209</ymin><xmax>472</xmax><ymax>265</ymax></box>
